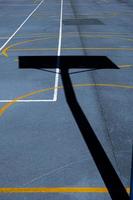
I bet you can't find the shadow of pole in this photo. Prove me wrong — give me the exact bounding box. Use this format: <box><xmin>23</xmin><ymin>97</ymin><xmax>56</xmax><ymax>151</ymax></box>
<box><xmin>18</xmin><ymin>55</ymin><xmax>129</xmax><ymax>199</ymax></box>
<box><xmin>60</xmin><ymin>68</ymin><xmax>129</xmax><ymax>200</ymax></box>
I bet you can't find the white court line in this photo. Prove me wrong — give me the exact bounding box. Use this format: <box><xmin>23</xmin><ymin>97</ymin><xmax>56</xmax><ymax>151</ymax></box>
<box><xmin>53</xmin><ymin>0</ymin><xmax>64</xmax><ymax>101</ymax></box>
<box><xmin>0</xmin><ymin>0</ymin><xmax>44</xmax><ymax>52</ymax></box>
<box><xmin>0</xmin><ymin>0</ymin><xmax>63</xmax><ymax>103</ymax></box>
<box><xmin>0</xmin><ymin>0</ymin><xmax>53</xmax><ymax>103</ymax></box>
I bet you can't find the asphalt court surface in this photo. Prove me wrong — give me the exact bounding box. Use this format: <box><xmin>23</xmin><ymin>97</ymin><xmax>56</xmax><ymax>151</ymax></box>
<box><xmin>0</xmin><ymin>0</ymin><xmax>133</xmax><ymax>199</ymax></box>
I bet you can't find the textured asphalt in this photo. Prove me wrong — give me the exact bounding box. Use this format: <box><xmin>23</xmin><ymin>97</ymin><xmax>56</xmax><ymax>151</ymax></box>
<box><xmin>0</xmin><ymin>0</ymin><xmax>133</xmax><ymax>199</ymax></box>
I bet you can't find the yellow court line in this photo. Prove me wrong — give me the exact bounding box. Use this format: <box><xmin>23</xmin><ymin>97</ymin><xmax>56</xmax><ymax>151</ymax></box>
<box><xmin>9</xmin><ymin>47</ymin><xmax>133</xmax><ymax>52</ymax></box>
<box><xmin>2</xmin><ymin>32</ymin><xmax>132</xmax><ymax>42</ymax></box>
<box><xmin>119</xmin><ymin>64</ymin><xmax>133</xmax><ymax>68</ymax></box>
<box><xmin>15</xmin><ymin>31</ymin><xmax>133</xmax><ymax>36</ymax></box>
<box><xmin>0</xmin><ymin>187</ymin><xmax>130</xmax><ymax>193</ymax></box>
<box><xmin>2</xmin><ymin>36</ymin><xmax>57</xmax><ymax>57</ymax></box>
<box><xmin>0</xmin><ymin>86</ymin><xmax>58</xmax><ymax>117</ymax></box>
<box><xmin>2</xmin><ymin>34</ymin><xmax>133</xmax><ymax>57</ymax></box>
<box><xmin>1</xmin><ymin>83</ymin><xmax>133</xmax><ymax>117</ymax></box>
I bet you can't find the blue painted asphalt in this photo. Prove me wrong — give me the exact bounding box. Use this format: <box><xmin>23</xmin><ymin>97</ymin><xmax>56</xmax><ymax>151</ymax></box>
<box><xmin>0</xmin><ymin>0</ymin><xmax>133</xmax><ymax>199</ymax></box>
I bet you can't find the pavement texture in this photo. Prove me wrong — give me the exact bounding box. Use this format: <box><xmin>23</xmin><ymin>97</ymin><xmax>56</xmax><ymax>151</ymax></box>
<box><xmin>0</xmin><ymin>0</ymin><xmax>133</xmax><ymax>199</ymax></box>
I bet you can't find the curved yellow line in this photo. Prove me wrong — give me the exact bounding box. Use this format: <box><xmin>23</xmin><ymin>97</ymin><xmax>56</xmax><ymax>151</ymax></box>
<box><xmin>2</xmin><ymin>33</ymin><xmax>133</xmax><ymax>57</ymax></box>
<box><xmin>2</xmin><ymin>36</ymin><xmax>57</xmax><ymax>57</ymax></box>
<box><xmin>0</xmin><ymin>86</ymin><xmax>61</xmax><ymax>117</ymax></box>
<box><xmin>0</xmin><ymin>83</ymin><xmax>133</xmax><ymax>117</ymax></box>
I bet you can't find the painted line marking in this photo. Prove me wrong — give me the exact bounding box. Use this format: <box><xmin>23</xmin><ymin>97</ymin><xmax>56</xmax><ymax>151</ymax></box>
<box><xmin>0</xmin><ymin>0</ymin><xmax>63</xmax><ymax>103</ymax></box>
<box><xmin>53</xmin><ymin>0</ymin><xmax>64</xmax><ymax>101</ymax></box>
<box><xmin>2</xmin><ymin>32</ymin><xmax>133</xmax><ymax>58</ymax></box>
<box><xmin>0</xmin><ymin>99</ymin><xmax>55</xmax><ymax>103</ymax></box>
<box><xmin>1</xmin><ymin>28</ymin><xmax>133</xmax><ymax>102</ymax></box>
<box><xmin>0</xmin><ymin>79</ymin><xmax>133</xmax><ymax>103</ymax></box>
<box><xmin>2</xmin><ymin>37</ymin><xmax>57</xmax><ymax>57</ymax></box>
<box><xmin>0</xmin><ymin>0</ymin><xmax>44</xmax><ymax>52</ymax></box>
<box><xmin>0</xmin><ymin>187</ymin><xmax>130</xmax><ymax>193</ymax></box>
<box><xmin>119</xmin><ymin>64</ymin><xmax>133</xmax><ymax>68</ymax></box>
<box><xmin>0</xmin><ymin>83</ymin><xmax>133</xmax><ymax>117</ymax></box>
<box><xmin>0</xmin><ymin>0</ymin><xmax>64</xmax><ymax>103</ymax></box>
<box><xmin>9</xmin><ymin>47</ymin><xmax>133</xmax><ymax>51</ymax></box>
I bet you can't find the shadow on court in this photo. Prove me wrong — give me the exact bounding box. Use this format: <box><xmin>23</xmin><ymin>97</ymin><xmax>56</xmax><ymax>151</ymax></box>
<box><xmin>19</xmin><ymin>55</ymin><xmax>129</xmax><ymax>199</ymax></box>
<box><xmin>61</xmin><ymin>68</ymin><xmax>129</xmax><ymax>200</ymax></box>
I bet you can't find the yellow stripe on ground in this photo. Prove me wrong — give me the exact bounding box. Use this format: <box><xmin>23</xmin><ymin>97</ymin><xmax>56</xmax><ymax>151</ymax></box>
<box><xmin>1</xmin><ymin>36</ymin><xmax>57</xmax><ymax>57</ymax></box>
<box><xmin>0</xmin><ymin>86</ymin><xmax>60</xmax><ymax>117</ymax></box>
<box><xmin>15</xmin><ymin>31</ymin><xmax>133</xmax><ymax>36</ymax></box>
<box><xmin>9</xmin><ymin>47</ymin><xmax>133</xmax><ymax>52</ymax></box>
<box><xmin>0</xmin><ymin>84</ymin><xmax>131</xmax><ymax>194</ymax></box>
<box><xmin>1</xmin><ymin>83</ymin><xmax>133</xmax><ymax>117</ymax></box>
<box><xmin>119</xmin><ymin>64</ymin><xmax>133</xmax><ymax>68</ymax></box>
<box><xmin>0</xmin><ymin>187</ymin><xmax>130</xmax><ymax>193</ymax></box>
<box><xmin>2</xmin><ymin>34</ymin><xmax>133</xmax><ymax>57</ymax></box>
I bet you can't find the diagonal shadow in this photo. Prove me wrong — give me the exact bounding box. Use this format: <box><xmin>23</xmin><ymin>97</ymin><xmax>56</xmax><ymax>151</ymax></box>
<box><xmin>18</xmin><ymin>55</ymin><xmax>129</xmax><ymax>199</ymax></box>
<box><xmin>60</xmin><ymin>68</ymin><xmax>129</xmax><ymax>200</ymax></box>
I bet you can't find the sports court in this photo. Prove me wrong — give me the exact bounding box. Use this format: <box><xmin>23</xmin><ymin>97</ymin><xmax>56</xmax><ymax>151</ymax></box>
<box><xmin>0</xmin><ymin>0</ymin><xmax>133</xmax><ymax>199</ymax></box>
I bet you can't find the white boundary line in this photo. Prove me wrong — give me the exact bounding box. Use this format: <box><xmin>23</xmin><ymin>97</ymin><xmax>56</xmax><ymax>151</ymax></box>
<box><xmin>0</xmin><ymin>0</ymin><xmax>44</xmax><ymax>51</ymax></box>
<box><xmin>0</xmin><ymin>0</ymin><xmax>64</xmax><ymax>103</ymax></box>
<box><xmin>53</xmin><ymin>0</ymin><xmax>64</xmax><ymax>101</ymax></box>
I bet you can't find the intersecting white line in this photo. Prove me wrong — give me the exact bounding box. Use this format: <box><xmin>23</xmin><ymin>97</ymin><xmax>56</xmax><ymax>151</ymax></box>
<box><xmin>0</xmin><ymin>0</ymin><xmax>44</xmax><ymax>52</ymax></box>
<box><xmin>53</xmin><ymin>0</ymin><xmax>64</xmax><ymax>101</ymax></box>
<box><xmin>0</xmin><ymin>0</ymin><xmax>64</xmax><ymax>103</ymax></box>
